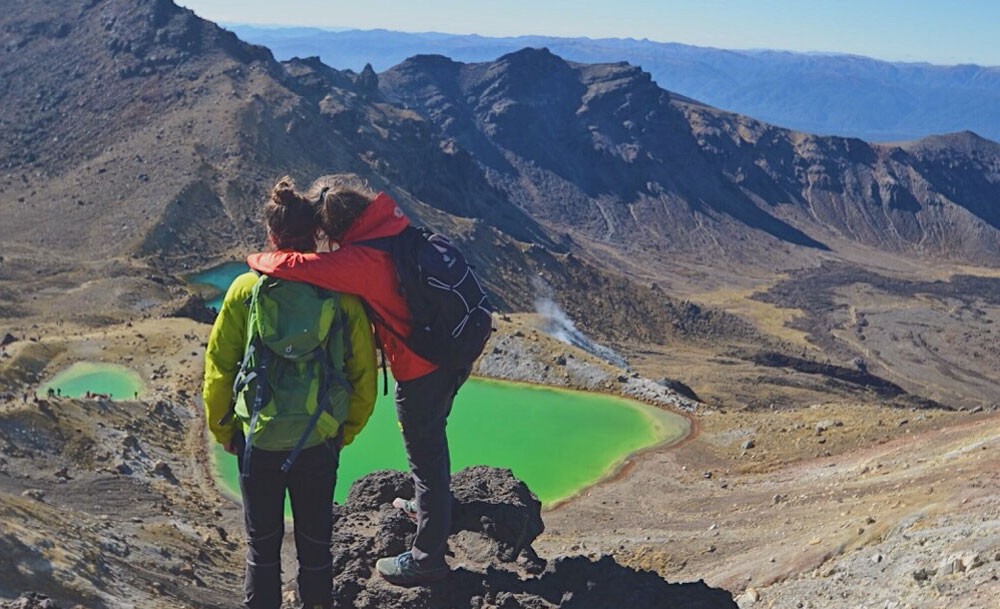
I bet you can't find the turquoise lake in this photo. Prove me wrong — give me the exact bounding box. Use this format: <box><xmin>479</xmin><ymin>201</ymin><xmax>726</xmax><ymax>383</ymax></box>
<box><xmin>38</xmin><ymin>362</ymin><xmax>145</xmax><ymax>399</ymax></box>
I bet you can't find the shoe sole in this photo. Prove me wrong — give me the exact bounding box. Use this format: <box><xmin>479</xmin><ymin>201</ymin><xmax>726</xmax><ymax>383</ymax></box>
<box><xmin>375</xmin><ymin>554</ymin><xmax>449</xmax><ymax>587</ymax></box>
<box><xmin>377</xmin><ymin>569</ymin><xmax>449</xmax><ymax>587</ymax></box>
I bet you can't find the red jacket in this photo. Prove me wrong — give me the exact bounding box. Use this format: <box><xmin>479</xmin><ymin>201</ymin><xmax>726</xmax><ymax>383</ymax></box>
<box><xmin>247</xmin><ymin>192</ymin><xmax>437</xmax><ymax>381</ymax></box>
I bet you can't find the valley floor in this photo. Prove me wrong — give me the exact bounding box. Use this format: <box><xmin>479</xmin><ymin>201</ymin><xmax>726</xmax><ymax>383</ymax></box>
<box><xmin>539</xmin><ymin>403</ymin><xmax>1000</xmax><ymax>609</ymax></box>
<box><xmin>1</xmin><ymin>314</ymin><xmax>997</xmax><ymax>608</ymax></box>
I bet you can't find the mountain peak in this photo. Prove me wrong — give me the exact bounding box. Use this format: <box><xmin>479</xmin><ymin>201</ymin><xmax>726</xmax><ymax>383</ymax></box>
<box><xmin>497</xmin><ymin>46</ymin><xmax>561</xmax><ymax>64</ymax></box>
<box><xmin>903</xmin><ymin>130</ymin><xmax>1000</xmax><ymax>155</ymax></box>
<box><xmin>398</xmin><ymin>53</ymin><xmax>462</xmax><ymax>69</ymax></box>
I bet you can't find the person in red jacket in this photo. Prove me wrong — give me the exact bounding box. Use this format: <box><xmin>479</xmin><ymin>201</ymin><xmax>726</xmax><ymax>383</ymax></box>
<box><xmin>247</xmin><ymin>174</ymin><xmax>469</xmax><ymax>587</ymax></box>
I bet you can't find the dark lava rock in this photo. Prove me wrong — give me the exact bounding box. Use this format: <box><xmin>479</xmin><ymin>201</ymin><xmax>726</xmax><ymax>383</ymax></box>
<box><xmin>164</xmin><ymin>293</ymin><xmax>217</xmax><ymax>324</ymax></box>
<box><xmin>331</xmin><ymin>466</ymin><xmax>736</xmax><ymax>608</ymax></box>
<box><xmin>0</xmin><ymin>593</ymin><xmax>64</xmax><ymax>608</ymax></box>
<box><xmin>656</xmin><ymin>377</ymin><xmax>702</xmax><ymax>403</ymax></box>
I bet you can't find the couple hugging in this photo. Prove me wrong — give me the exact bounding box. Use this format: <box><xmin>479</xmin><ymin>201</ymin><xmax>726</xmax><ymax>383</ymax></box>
<box><xmin>203</xmin><ymin>174</ymin><xmax>492</xmax><ymax>609</ymax></box>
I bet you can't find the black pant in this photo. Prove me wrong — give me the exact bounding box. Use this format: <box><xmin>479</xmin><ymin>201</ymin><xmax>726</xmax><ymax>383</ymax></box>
<box><xmin>395</xmin><ymin>366</ymin><xmax>470</xmax><ymax>564</ymax></box>
<box><xmin>237</xmin><ymin>440</ymin><xmax>339</xmax><ymax>609</ymax></box>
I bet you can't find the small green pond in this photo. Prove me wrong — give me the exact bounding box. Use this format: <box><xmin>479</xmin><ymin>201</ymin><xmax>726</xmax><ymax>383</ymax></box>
<box><xmin>38</xmin><ymin>362</ymin><xmax>145</xmax><ymax>399</ymax></box>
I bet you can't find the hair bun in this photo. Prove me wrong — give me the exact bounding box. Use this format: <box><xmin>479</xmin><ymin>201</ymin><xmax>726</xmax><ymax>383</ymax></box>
<box><xmin>270</xmin><ymin>176</ymin><xmax>297</xmax><ymax>207</ymax></box>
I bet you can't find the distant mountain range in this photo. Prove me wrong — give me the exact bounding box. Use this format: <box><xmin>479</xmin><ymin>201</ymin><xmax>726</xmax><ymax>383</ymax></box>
<box><xmin>226</xmin><ymin>25</ymin><xmax>1000</xmax><ymax>144</ymax></box>
<box><xmin>3</xmin><ymin>0</ymin><xmax>1000</xmax><ymax>324</ymax></box>
<box><xmin>4</xmin><ymin>0</ymin><xmax>1000</xmax><ymax>413</ymax></box>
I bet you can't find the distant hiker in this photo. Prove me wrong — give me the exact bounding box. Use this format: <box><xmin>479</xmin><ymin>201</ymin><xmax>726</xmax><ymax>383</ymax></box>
<box><xmin>248</xmin><ymin>174</ymin><xmax>492</xmax><ymax>586</ymax></box>
<box><xmin>204</xmin><ymin>178</ymin><xmax>377</xmax><ymax>609</ymax></box>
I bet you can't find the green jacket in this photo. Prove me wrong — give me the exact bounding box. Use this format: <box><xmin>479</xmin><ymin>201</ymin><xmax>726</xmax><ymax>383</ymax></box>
<box><xmin>202</xmin><ymin>271</ymin><xmax>377</xmax><ymax>448</ymax></box>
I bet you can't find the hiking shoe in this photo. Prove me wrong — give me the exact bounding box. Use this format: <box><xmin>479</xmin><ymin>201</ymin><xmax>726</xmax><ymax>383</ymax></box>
<box><xmin>375</xmin><ymin>551</ymin><xmax>449</xmax><ymax>586</ymax></box>
<box><xmin>392</xmin><ymin>497</ymin><xmax>418</xmax><ymax>522</ymax></box>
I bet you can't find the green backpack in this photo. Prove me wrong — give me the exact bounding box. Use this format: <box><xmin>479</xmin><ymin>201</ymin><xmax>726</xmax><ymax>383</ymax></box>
<box><xmin>227</xmin><ymin>274</ymin><xmax>352</xmax><ymax>475</ymax></box>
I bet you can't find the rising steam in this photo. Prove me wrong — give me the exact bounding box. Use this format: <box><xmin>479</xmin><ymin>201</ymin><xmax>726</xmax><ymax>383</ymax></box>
<box><xmin>532</xmin><ymin>277</ymin><xmax>628</xmax><ymax>368</ymax></box>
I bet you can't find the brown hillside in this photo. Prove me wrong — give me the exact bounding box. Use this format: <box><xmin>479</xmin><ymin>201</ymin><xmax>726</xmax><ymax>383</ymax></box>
<box><xmin>1</xmin><ymin>2</ymin><xmax>999</xmax><ymax>608</ymax></box>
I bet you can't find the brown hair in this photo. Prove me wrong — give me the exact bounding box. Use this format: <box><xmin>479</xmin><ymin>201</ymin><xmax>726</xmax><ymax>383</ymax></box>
<box><xmin>307</xmin><ymin>174</ymin><xmax>376</xmax><ymax>245</ymax></box>
<box><xmin>264</xmin><ymin>176</ymin><xmax>318</xmax><ymax>252</ymax></box>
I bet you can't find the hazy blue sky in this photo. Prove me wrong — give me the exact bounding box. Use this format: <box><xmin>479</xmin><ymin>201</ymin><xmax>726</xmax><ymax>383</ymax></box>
<box><xmin>177</xmin><ymin>1</ymin><xmax>999</xmax><ymax>66</ymax></box>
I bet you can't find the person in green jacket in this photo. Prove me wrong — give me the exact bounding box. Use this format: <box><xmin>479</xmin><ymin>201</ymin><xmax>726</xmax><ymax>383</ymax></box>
<box><xmin>203</xmin><ymin>177</ymin><xmax>377</xmax><ymax>609</ymax></box>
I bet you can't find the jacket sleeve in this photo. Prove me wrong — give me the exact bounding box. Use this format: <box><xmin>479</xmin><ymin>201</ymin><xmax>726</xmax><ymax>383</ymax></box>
<box><xmin>339</xmin><ymin>294</ymin><xmax>377</xmax><ymax>446</ymax></box>
<box><xmin>248</xmin><ymin>251</ymin><xmax>366</xmax><ymax>294</ymax></box>
<box><xmin>202</xmin><ymin>272</ymin><xmax>255</xmax><ymax>446</ymax></box>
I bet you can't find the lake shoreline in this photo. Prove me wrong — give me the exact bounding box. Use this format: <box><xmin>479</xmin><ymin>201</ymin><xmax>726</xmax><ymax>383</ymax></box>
<box><xmin>210</xmin><ymin>373</ymin><xmax>692</xmax><ymax>510</ymax></box>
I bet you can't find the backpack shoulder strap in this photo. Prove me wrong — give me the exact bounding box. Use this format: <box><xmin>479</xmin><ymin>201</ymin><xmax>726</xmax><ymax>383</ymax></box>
<box><xmin>359</xmin><ymin>300</ymin><xmax>391</xmax><ymax>396</ymax></box>
<box><xmin>219</xmin><ymin>272</ymin><xmax>268</xmax><ymax>428</ymax></box>
<box><xmin>355</xmin><ymin>235</ymin><xmax>393</xmax><ymax>252</ymax></box>
<box><xmin>355</xmin><ymin>225</ymin><xmax>423</xmax><ymax>253</ymax></box>
<box><xmin>240</xmin><ymin>341</ymin><xmax>274</xmax><ymax>474</ymax></box>
<box><xmin>242</xmin><ymin>275</ymin><xmax>276</xmax><ymax>474</ymax></box>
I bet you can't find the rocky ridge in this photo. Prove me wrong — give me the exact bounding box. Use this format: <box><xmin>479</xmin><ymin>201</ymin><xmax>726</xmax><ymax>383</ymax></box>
<box><xmin>2</xmin><ymin>1</ymin><xmax>1000</xmax><ymax>608</ymax></box>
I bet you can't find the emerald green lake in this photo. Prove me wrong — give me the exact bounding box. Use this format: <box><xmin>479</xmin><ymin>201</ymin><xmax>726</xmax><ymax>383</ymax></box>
<box><xmin>38</xmin><ymin>362</ymin><xmax>145</xmax><ymax>399</ymax></box>
<box><xmin>193</xmin><ymin>262</ymin><xmax>690</xmax><ymax>508</ymax></box>
<box><xmin>213</xmin><ymin>377</ymin><xmax>688</xmax><ymax>507</ymax></box>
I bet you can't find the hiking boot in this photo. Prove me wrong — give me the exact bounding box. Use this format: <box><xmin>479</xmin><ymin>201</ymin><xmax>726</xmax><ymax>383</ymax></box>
<box><xmin>375</xmin><ymin>551</ymin><xmax>449</xmax><ymax>586</ymax></box>
<box><xmin>392</xmin><ymin>497</ymin><xmax>418</xmax><ymax>522</ymax></box>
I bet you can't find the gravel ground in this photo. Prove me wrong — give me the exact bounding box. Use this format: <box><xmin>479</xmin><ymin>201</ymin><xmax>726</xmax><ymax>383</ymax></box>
<box><xmin>1</xmin><ymin>313</ymin><xmax>997</xmax><ymax>608</ymax></box>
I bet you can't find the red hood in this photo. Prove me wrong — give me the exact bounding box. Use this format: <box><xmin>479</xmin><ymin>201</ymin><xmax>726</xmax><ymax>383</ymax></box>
<box><xmin>340</xmin><ymin>192</ymin><xmax>410</xmax><ymax>243</ymax></box>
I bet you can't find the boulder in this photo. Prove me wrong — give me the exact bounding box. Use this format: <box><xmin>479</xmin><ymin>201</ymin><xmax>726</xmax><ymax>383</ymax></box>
<box><xmin>330</xmin><ymin>466</ymin><xmax>737</xmax><ymax>609</ymax></box>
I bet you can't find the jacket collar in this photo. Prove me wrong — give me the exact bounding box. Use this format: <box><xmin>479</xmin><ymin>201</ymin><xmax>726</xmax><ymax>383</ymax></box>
<box><xmin>340</xmin><ymin>192</ymin><xmax>410</xmax><ymax>243</ymax></box>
